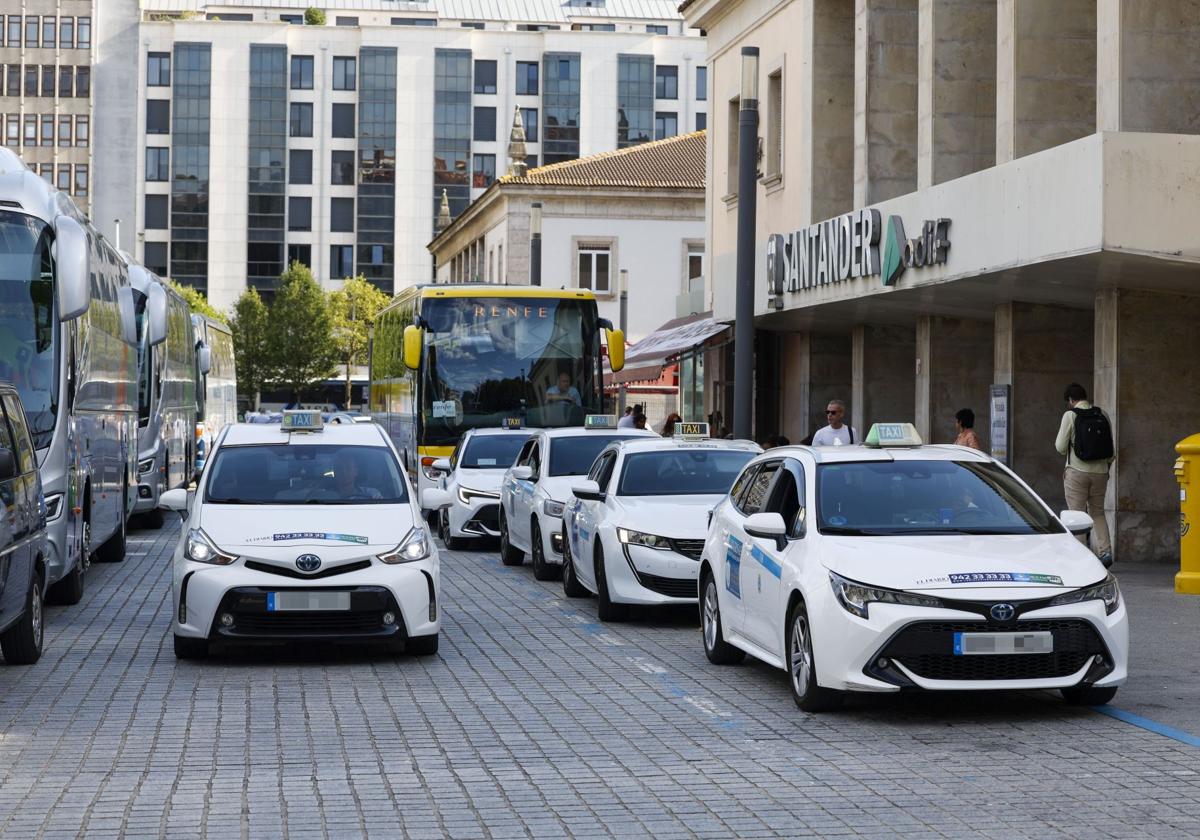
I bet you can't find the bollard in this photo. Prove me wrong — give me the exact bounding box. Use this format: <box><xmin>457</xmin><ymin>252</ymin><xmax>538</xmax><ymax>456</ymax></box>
<box><xmin>1174</xmin><ymin>433</ymin><xmax>1200</xmax><ymax>594</ymax></box>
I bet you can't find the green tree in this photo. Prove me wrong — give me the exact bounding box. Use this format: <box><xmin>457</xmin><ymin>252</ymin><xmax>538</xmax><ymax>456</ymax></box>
<box><xmin>329</xmin><ymin>276</ymin><xmax>390</xmax><ymax>408</ymax></box>
<box><xmin>229</xmin><ymin>287</ymin><xmax>270</xmax><ymax>409</ymax></box>
<box><xmin>168</xmin><ymin>280</ymin><xmax>227</xmax><ymax>324</ymax></box>
<box><xmin>265</xmin><ymin>261</ymin><xmax>337</xmax><ymax>403</ymax></box>
<box><xmin>304</xmin><ymin>7</ymin><xmax>326</xmax><ymax>25</ymax></box>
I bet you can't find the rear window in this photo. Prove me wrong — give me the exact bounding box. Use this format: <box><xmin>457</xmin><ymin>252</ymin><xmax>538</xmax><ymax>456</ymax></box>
<box><xmin>549</xmin><ymin>434</ymin><xmax>644</xmax><ymax>477</ymax></box>
<box><xmin>460</xmin><ymin>434</ymin><xmax>528</xmax><ymax>468</ymax></box>
<box><xmin>206</xmin><ymin>444</ymin><xmax>408</xmax><ymax>504</ymax></box>
<box><xmin>617</xmin><ymin>449</ymin><xmax>755</xmax><ymax>496</ymax></box>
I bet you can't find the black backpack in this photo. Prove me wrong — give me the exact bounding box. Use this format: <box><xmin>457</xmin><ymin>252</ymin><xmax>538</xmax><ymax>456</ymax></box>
<box><xmin>1071</xmin><ymin>407</ymin><xmax>1114</xmax><ymax>461</ymax></box>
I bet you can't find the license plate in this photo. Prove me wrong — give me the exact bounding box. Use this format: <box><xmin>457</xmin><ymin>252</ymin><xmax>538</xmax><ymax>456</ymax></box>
<box><xmin>266</xmin><ymin>591</ymin><xmax>350</xmax><ymax>612</ymax></box>
<box><xmin>953</xmin><ymin>631</ymin><xmax>1053</xmax><ymax>655</ymax></box>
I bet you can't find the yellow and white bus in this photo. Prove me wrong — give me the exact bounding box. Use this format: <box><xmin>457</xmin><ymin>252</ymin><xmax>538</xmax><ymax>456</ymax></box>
<box><xmin>369</xmin><ymin>285</ymin><xmax>625</xmax><ymax>513</ymax></box>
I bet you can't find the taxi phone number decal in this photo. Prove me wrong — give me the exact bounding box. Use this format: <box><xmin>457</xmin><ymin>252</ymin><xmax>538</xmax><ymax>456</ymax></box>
<box><xmin>246</xmin><ymin>532</ymin><xmax>371</xmax><ymax>545</ymax></box>
<box><xmin>947</xmin><ymin>572</ymin><xmax>1063</xmax><ymax>585</ymax></box>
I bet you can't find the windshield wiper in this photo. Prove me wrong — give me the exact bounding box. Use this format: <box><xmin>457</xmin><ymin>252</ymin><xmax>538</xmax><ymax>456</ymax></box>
<box><xmin>208</xmin><ymin>498</ymin><xmax>265</xmax><ymax>505</ymax></box>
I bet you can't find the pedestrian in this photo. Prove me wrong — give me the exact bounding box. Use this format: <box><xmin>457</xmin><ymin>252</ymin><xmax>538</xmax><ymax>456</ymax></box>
<box><xmin>765</xmin><ymin>434</ymin><xmax>791</xmax><ymax>448</ymax></box>
<box><xmin>954</xmin><ymin>408</ymin><xmax>985</xmax><ymax>452</ymax></box>
<box><xmin>633</xmin><ymin>411</ymin><xmax>652</xmax><ymax>432</ymax></box>
<box><xmin>1055</xmin><ymin>383</ymin><xmax>1115</xmax><ymax>566</ymax></box>
<box><xmin>811</xmin><ymin>400</ymin><xmax>857</xmax><ymax>446</ymax></box>
<box><xmin>661</xmin><ymin>412</ymin><xmax>682</xmax><ymax>437</ymax></box>
<box><xmin>617</xmin><ymin>405</ymin><xmax>636</xmax><ymax>428</ymax></box>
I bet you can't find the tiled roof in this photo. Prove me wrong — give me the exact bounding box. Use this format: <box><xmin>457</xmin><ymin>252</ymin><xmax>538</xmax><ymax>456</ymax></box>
<box><xmin>502</xmin><ymin>130</ymin><xmax>706</xmax><ymax>190</ymax></box>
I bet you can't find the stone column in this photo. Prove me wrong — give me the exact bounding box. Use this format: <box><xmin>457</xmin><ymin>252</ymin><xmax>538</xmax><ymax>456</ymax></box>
<box><xmin>853</xmin><ymin>324</ymin><xmax>917</xmax><ymax>435</ymax></box>
<box><xmin>915</xmin><ymin>316</ymin><xmax>992</xmax><ymax>444</ymax></box>
<box><xmin>812</xmin><ymin>0</ymin><xmax>856</xmax><ymax>221</ymax></box>
<box><xmin>810</xmin><ymin>333</ymin><xmax>854</xmax><ymax>438</ymax></box>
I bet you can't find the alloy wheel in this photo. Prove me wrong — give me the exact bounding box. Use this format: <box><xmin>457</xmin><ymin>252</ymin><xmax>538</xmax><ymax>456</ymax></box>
<box><xmin>790</xmin><ymin>613</ymin><xmax>813</xmax><ymax>696</ymax></box>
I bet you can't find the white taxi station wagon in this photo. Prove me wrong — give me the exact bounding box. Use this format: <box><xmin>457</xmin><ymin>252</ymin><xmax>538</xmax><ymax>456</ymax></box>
<box><xmin>160</xmin><ymin>411</ymin><xmax>440</xmax><ymax>659</ymax></box>
<box><xmin>427</xmin><ymin>427</ymin><xmax>531</xmax><ymax>550</ymax></box>
<box><xmin>700</xmin><ymin>424</ymin><xmax>1128</xmax><ymax>712</ymax></box>
<box><xmin>562</xmin><ymin>425</ymin><xmax>761</xmax><ymax>621</ymax></box>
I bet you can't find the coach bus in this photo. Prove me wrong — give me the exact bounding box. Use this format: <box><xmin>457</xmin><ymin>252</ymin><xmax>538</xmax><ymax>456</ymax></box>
<box><xmin>0</xmin><ymin>148</ymin><xmax>139</xmax><ymax>605</ymax></box>
<box><xmin>370</xmin><ymin>284</ymin><xmax>625</xmax><ymax>512</ymax></box>
<box><xmin>191</xmin><ymin>313</ymin><xmax>237</xmax><ymax>475</ymax></box>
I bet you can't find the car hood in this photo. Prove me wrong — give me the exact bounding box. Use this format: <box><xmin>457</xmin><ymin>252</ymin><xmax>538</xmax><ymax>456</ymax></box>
<box><xmin>455</xmin><ymin>469</ymin><xmax>505</xmax><ymax>495</ymax></box>
<box><xmin>613</xmin><ymin>495</ymin><xmax>724</xmax><ymax>539</ymax></box>
<box><xmin>199</xmin><ymin>504</ymin><xmax>417</xmax><ymax>557</ymax></box>
<box><xmin>819</xmin><ymin>533</ymin><xmax>1106</xmax><ymax>593</ymax></box>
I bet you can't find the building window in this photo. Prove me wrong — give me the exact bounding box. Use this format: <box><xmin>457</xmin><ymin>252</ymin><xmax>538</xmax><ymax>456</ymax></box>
<box><xmin>461</xmin><ymin>22</ymin><xmax>484</xmax><ymax>29</ymax></box>
<box><xmin>434</xmin><ymin>48</ymin><xmax>472</xmax><ymax>225</ymax></box>
<box><xmin>59</xmin><ymin>16</ymin><xmax>73</xmax><ymax>49</ymax></box>
<box><xmin>577</xmin><ymin>244</ymin><xmax>611</xmax><ymax>294</ymax></box>
<box><xmin>474</xmin><ymin>60</ymin><xmax>496</xmax><ymax>94</ymax></box>
<box><xmin>646</xmin><ymin>25</ymin><xmax>668</xmax><ymax>35</ymax></box>
<box><xmin>655</xmin><ymin>64</ymin><xmax>678</xmax><ymax>100</ymax></box>
<box><xmin>330</xmin><ymin>245</ymin><xmax>354</xmax><ymax>279</ymax></box>
<box><xmin>331</xmin><ymin>103</ymin><xmax>355</xmax><ymax>138</ymax></box>
<box><xmin>71</xmin><ymin>164</ymin><xmax>85</xmax><ymax>197</ymax></box>
<box><xmin>281</xmin><ymin>14</ymin><xmax>302</xmax><ymax>24</ymax></box>
<box><xmin>287</xmin><ymin>244</ymin><xmax>311</xmax><ymax>269</ymax></box>
<box><xmin>332</xmin><ymin>56</ymin><xmax>356</xmax><ymax>90</ymax></box>
<box><xmin>24</xmin><ymin>66</ymin><xmax>37</xmax><ymax>97</ymax></box>
<box><xmin>331</xmin><ymin>150</ymin><xmax>355</xmax><ymax>185</ymax></box>
<box><xmin>696</xmin><ymin>112</ymin><xmax>706</xmax><ymax>131</ymax></box>
<box><xmin>7</xmin><ymin>65</ymin><xmax>19</xmax><ymax>97</ymax></box>
<box><xmin>726</xmin><ymin>98</ymin><xmax>739</xmax><ymax>196</ymax></box>
<box><xmin>472</xmin><ymin>154</ymin><xmax>495</xmax><ymax>188</ymax></box>
<box><xmin>59</xmin><ymin>66</ymin><xmax>72</xmax><ymax>97</ymax></box>
<box><xmin>170</xmin><ymin>42</ymin><xmax>212</xmax><ymax>290</ymax></box>
<box><xmin>517</xmin><ymin>24</ymin><xmax>560</xmax><ymax>32</ymax></box>
<box><xmin>144</xmin><ymin>242</ymin><xmax>168</xmax><ymax>276</ymax></box>
<box><xmin>331</xmin><ymin>197</ymin><xmax>354</xmax><ymax>232</ymax></box>
<box><xmin>40</xmin><ymin>164</ymin><xmax>53</xmax><ymax>183</ymax></box>
<box><xmin>473</xmin><ymin>106</ymin><xmax>496</xmax><ymax>142</ymax></box>
<box><xmin>655</xmin><ymin>111</ymin><xmax>677</xmax><ymax>140</ymax></box>
<box><xmin>23</xmin><ymin>115</ymin><xmax>35</xmax><ymax>146</ymax></box>
<box><xmin>147</xmin><ymin>100</ymin><xmax>170</xmax><ymax>134</ymax></box>
<box><xmin>42</xmin><ymin>65</ymin><xmax>55</xmax><ymax>97</ymax></box>
<box><xmin>357</xmin><ymin>46</ymin><xmax>397</xmax><ymax>289</ymax></box>
<box><xmin>696</xmin><ymin>66</ymin><xmax>707</xmax><ymax>101</ymax></box>
<box><xmin>290</xmin><ymin>55</ymin><xmax>314</xmax><ymax>90</ymax></box>
<box><xmin>289</xmin><ymin>149</ymin><xmax>312</xmax><ymax>184</ymax></box>
<box><xmin>288</xmin><ymin>197</ymin><xmax>312</xmax><ymax>231</ymax></box>
<box><xmin>41</xmin><ymin>115</ymin><xmax>53</xmax><ymax>146</ymax></box>
<box><xmin>146</xmin><ymin>147</ymin><xmax>169</xmax><ymax>181</ymax></box>
<box><xmin>56</xmin><ymin>164</ymin><xmax>70</xmax><ymax>191</ymax></box>
<box><xmin>75</xmin><ymin>115</ymin><xmax>89</xmax><ymax>146</ymax></box>
<box><xmin>148</xmin><ymin>52</ymin><xmax>171</xmax><ymax>86</ymax></box>
<box><xmin>520</xmin><ymin>107</ymin><xmax>538</xmax><ymax>143</ymax></box>
<box><xmin>75</xmin><ymin>67</ymin><xmax>90</xmax><ymax>97</ymax></box>
<box><xmin>77</xmin><ymin>17</ymin><xmax>90</xmax><ymax>50</ymax></box>
<box><xmin>289</xmin><ymin>102</ymin><xmax>312</xmax><ymax>137</ymax></box>
<box><xmin>391</xmin><ymin>18</ymin><xmax>435</xmax><ymax>26</ymax></box>
<box><xmin>57</xmin><ymin>115</ymin><xmax>72</xmax><ymax>147</ymax></box>
<box><xmin>145</xmin><ymin>194</ymin><xmax>169</xmax><ymax>229</ymax></box>
<box><xmin>7</xmin><ymin>17</ymin><xmax>20</xmax><ymax>48</ymax></box>
<box><xmin>573</xmin><ymin>23</ymin><xmax>615</xmax><ymax>31</ymax></box>
<box><xmin>686</xmin><ymin>243</ymin><xmax>705</xmax><ymax>292</ymax></box>
<box><xmin>516</xmin><ymin>61</ymin><xmax>538</xmax><ymax>95</ymax></box>
<box><xmin>766</xmin><ymin>69</ymin><xmax>783</xmax><ymax>179</ymax></box>
<box><xmin>543</xmin><ymin>53</ymin><xmax>580</xmax><ymax>164</ymax></box>
<box><xmin>248</xmin><ymin>44</ymin><xmax>287</xmax><ymax>285</ymax></box>
<box><xmin>4</xmin><ymin>115</ymin><xmax>16</xmax><ymax>146</ymax></box>
<box><xmin>618</xmin><ymin>54</ymin><xmax>653</xmax><ymax>148</ymax></box>
<box><xmin>335</xmin><ymin>16</ymin><xmax>359</xmax><ymax>26</ymax></box>
<box><xmin>42</xmin><ymin>17</ymin><xmax>55</xmax><ymax>49</ymax></box>
<box><xmin>25</xmin><ymin>16</ymin><xmax>38</xmax><ymax>48</ymax></box>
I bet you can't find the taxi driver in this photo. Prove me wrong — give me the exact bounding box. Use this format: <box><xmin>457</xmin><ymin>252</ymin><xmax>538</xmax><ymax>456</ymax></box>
<box><xmin>333</xmin><ymin>451</ymin><xmax>382</xmax><ymax>500</ymax></box>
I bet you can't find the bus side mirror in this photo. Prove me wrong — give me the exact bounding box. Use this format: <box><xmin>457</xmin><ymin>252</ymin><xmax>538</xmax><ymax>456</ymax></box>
<box><xmin>403</xmin><ymin>325</ymin><xmax>423</xmax><ymax>371</ymax></box>
<box><xmin>53</xmin><ymin>216</ymin><xmax>91</xmax><ymax>321</ymax></box>
<box><xmin>197</xmin><ymin>343</ymin><xmax>212</xmax><ymax>375</ymax></box>
<box><xmin>146</xmin><ymin>283</ymin><xmax>168</xmax><ymax>346</ymax></box>
<box><xmin>118</xmin><ymin>287</ymin><xmax>139</xmax><ymax>345</ymax></box>
<box><xmin>606</xmin><ymin>328</ymin><xmax>625</xmax><ymax>372</ymax></box>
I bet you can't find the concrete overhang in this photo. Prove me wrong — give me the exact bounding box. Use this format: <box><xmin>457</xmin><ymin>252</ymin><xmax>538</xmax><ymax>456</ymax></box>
<box><xmin>758</xmin><ymin>131</ymin><xmax>1200</xmax><ymax>331</ymax></box>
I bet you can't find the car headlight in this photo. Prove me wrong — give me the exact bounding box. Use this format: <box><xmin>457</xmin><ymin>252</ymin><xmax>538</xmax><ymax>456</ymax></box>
<box><xmin>459</xmin><ymin>487</ymin><xmax>500</xmax><ymax>505</ymax></box>
<box><xmin>543</xmin><ymin>499</ymin><xmax>565</xmax><ymax>518</ymax></box>
<box><xmin>1047</xmin><ymin>574</ymin><xmax>1120</xmax><ymax>615</ymax></box>
<box><xmin>138</xmin><ymin>457</ymin><xmax>155</xmax><ymax>475</ymax></box>
<box><xmin>184</xmin><ymin>529</ymin><xmax>238</xmax><ymax>565</ymax></box>
<box><xmin>617</xmin><ymin>528</ymin><xmax>671</xmax><ymax>550</ymax></box>
<box><xmin>379</xmin><ymin>527</ymin><xmax>431</xmax><ymax>564</ymax></box>
<box><xmin>829</xmin><ymin>572</ymin><xmax>944</xmax><ymax>619</ymax></box>
<box><xmin>44</xmin><ymin>492</ymin><xmax>64</xmax><ymax>522</ymax></box>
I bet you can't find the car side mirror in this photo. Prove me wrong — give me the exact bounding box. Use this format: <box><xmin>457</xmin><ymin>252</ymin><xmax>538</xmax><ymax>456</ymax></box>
<box><xmin>432</xmin><ymin>458</ymin><xmax>451</xmax><ymax>473</ymax></box>
<box><xmin>159</xmin><ymin>487</ymin><xmax>188</xmax><ymax>512</ymax></box>
<box><xmin>511</xmin><ymin>465</ymin><xmax>533</xmax><ymax>481</ymax></box>
<box><xmin>745</xmin><ymin>511</ymin><xmax>788</xmax><ymax>552</ymax></box>
<box><xmin>421</xmin><ymin>488</ymin><xmax>452</xmax><ymax>510</ymax></box>
<box><xmin>1060</xmin><ymin>510</ymin><xmax>1094</xmax><ymax>536</ymax></box>
<box><xmin>146</xmin><ymin>283</ymin><xmax>168</xmax><ymax>346</ymax></box>
<box><xmin>572</xmin><ymin>479</ymin><xmax>605</xmax><ymax>503</ymax></box>
<box><xmin>53</xmin><ymin>215</ymin><xmax>91</xmax><ymax>321</ymax></box>
<box><xmin>0</xmin><ymin>448</ymin><xmax>16</xmax><ymax>481</ymax></box>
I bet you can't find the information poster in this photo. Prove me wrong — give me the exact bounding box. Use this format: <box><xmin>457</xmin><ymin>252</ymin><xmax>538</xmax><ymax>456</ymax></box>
<box><xmin>990</xmin><ymin>384</ymin><xmax>1010</xmax><ymax>464</ymax></box>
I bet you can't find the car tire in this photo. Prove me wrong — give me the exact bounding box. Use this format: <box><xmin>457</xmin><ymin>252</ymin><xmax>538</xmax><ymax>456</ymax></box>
<box><xmin>499</xmin><ymin>511</ymin><xmax>524</xmax><ymax>566</ymax></box>
<box><xmin>0</xmin><ymin>574</ymin><xmax>44</xmax><ymax>665</ymax></box>
<box><xmin>701</xmin><ymin>572</ymin><xmax>744</xmax><ymax>665</ymax></box>
<box><xmin>142</xmin><ymin>508</ymin><xmax>164</xmax><ymax>530</ymax></box>
<box><xmin>530</xmin><ymin>520</ymin><xmax>557</xmax><ymax>581</ymax></box>
<box><xmin>46</xmin><ymin>560</ymin><xmax>84</xmax><ymax>606</ymax></box>
<box><xmin>173</xmin><ymin>633</ymin><xmax>208</xmax><ymax>660</ymax></box>
<box><xmin>562</xmin><ymin>526</ymin><xmax>588</xmax><ymax>598</ymax></box>
<box><xmin>96</xmin><ymin>491</ymin><xmax>128</xmax><ymax>563</ymax></box>
<box><xmin>595</xmin><ymin>544</ymin><xmax>628</xmax><ymax>622</ymax></box>
<box><xmin>407</xmin><ymin>633</ymin><xmax>439</xmax><ymax>656</ymax></box>
<box><xmin>1060</xmin><ymin>685</ymin><xmax>1118</xmax><ymax>706</ymax></box>
<box><xmin>441</xmin><ymin>511</ymin><xmax>465</xmax><ymax>551</ymax></box>
<box><xmin>786</xmin><ymin>599</ymin><xmax>844</xmax><ymax>713</ymax></box>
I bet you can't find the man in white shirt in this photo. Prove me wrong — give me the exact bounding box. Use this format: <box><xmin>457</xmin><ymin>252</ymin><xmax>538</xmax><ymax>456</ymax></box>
<box><xmin>811</xmin><ymin>400</ymin><xmax>857</xmax><ymax>446</ymax></box>
<box><xmin>617</xmin><ymin>405</ymin><xmax>636</xmax><ymax>428</ymax></box>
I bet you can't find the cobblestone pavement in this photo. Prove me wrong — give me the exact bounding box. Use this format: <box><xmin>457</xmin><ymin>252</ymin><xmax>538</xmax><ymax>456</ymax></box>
<box><xmin>0</xmin><ymin>526</ymin><xmax>1198</xmax><ymax>839</ymax></box>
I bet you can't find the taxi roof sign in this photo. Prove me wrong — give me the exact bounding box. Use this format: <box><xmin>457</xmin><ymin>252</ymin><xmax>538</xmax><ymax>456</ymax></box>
<box><xmin>864</xmin><ymin>422</ymin><xmax>922</xmax><ymax>448</ymax></box>
<box><xmin>584</xmin><ymin>414</ymin><xmax>618</xmax><ymax>429</ymax></box>
<box><xmin>673</xmin><ymin>421</ymin><xmax>709</xmax><ymax>440</ymax></box>
<box><xmin>282</xmin><ymin>409</ymin><xmax>324</xmax><ymax>432</ymax></box>
<box><xmin>501</xmin><ymin>417</ymin><xmax>525</xmax><ymax>430</ymax></box>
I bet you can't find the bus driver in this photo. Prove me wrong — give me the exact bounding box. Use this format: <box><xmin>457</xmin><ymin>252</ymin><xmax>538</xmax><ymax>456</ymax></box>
<box><xmin>545</xmin><ymin>371</ymin><xmax>582</xmax><ymax>407</ymax></box>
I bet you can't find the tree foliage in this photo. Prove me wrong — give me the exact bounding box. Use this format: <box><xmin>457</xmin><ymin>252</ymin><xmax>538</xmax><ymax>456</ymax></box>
<box><xmin>229</xmin><ymin>287</ymin><xmax>269</xmax><ymax>408</ymax></box>
<box><xmin>304</xmin><ymin>7</ymin><xmax>326</xmax><ymax>25</ymax></box>
<box><xmin>265</xmin><ymin>262</ymin><xmax>338</xmax><ymax>402</ymax></box>
<box><xmin>329</xmin><ymin>276</ymin><xmax>390</xmax><ymax>406</ymax></box>
<box><xmin>168</xmin><ymin>280</ymin><xmax>226</xmax><ymax>324</ymax></box>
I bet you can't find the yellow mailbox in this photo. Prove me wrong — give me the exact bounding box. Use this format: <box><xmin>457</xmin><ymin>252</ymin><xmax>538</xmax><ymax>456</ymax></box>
<box><xmin>1175</xmin><ymin>434</ymin><xmax>1200</xmax><ymax>595</ymax></box>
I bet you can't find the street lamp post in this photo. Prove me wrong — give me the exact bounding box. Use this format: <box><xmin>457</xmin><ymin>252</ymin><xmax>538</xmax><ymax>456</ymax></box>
<box><xmin>733</xmin><ymin>47</ymin><xmax>759</xmax><ymax>441</ymax></box>
<box><xmin>530</xmin><ymin>202</ymin><xmax>543</xmax><ymax>286</ymax></box>
<box><xmin>617</xmin><ymin>269</ymin><xmax>629</xmax><ymax>415</ymax></box>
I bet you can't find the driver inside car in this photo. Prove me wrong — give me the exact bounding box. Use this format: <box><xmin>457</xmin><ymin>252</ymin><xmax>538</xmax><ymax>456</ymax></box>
<box><xmin>332</xmin><ymin>452</ymin><xmax>382</xmax><ymax>500</ymax></box>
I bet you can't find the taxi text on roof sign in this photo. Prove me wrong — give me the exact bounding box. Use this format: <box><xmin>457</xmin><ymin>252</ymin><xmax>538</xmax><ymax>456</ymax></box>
<box><xmin>502</xmin><ymin>417</ymin><xmax>525</xmax><ymax>430</ymax></box>
<box><xmin>584</xmin><ymin>415</ymin><xmax>617</xmax><ymax>429</ymax></box>
<box><xmin>281</xmin><ymin>410</ymin><xmax>324</xmax><ymax>432</ymax></box>
<box><xmin>864</xmin><ymin>422</ymin><xmax>922</xmax><ymax>448</ymax></box>
<box><xmin>674</xmin><ymin>422</ymin><xmax>709</xmax><ymax>439</ymax></box>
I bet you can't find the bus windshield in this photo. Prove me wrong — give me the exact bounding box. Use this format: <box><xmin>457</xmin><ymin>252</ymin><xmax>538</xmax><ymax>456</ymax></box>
<box><xmin>421</xmin><ymin>296</ymin><xmax>602</xmax><ymax>446</ymax></box>
<box><xmin>0</xmin><ymin>211</ymin><xmax>58</xmax><ymax>449</ymax></box>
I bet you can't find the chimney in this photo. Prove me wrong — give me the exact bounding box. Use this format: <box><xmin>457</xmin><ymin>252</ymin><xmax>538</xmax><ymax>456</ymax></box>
<box><xmin>506</xmin><ymin>105</ymin><xmax>528</xmax><ymax>177</ymax></box>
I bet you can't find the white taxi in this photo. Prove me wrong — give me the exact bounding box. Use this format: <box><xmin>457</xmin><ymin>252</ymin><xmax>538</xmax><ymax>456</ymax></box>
<box><xmin>562</xmin><ymin>426</ymin><xmax>760</xmax><ymax>620</ymax></box>
<box><xmin>700</xmin><ymin>424</ymin><xmax>1128</xmax><ymax>712</ymax></box>
<box><xmin>497</xmin><ymin>417</ymin><xmax>657</xmax><ymax>580</ymax></box>
<box><xmin>159</xmin><ymin>411</ymin><xmax>440</xmax><ymax>659</ymax></box>
<box><xmin>425</xmin><ymin>427</ymin><xmax>530</xmax><ymax>549</ymax></box>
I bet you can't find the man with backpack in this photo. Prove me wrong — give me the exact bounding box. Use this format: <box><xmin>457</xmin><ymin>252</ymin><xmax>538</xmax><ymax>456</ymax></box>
<box><xmin>1055</xmin><ymin>383</ymin><xmax>1115</xmax><ymax>566</ymax></box>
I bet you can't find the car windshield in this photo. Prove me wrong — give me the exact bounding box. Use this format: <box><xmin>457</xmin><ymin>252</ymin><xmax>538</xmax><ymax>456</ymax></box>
<box><xmin>205</xmin><ymin>444</ymin><xmax>408</xmax><ymax>504</ymax></box>
<box><xmin>549</xmin><ymin>434</ymin><xmax>643</xmax><ymax>477</ymax></box>
<box><xmin>618</xmin><ymin>449</ymin><xmax>756</xmax><ymax>496</ymax></box>
<box><xmin>460</xmin><ymin>434</ymin><xmax>528</xmax><ymax>469</ymax></box>
<box><xmin>816</xmin><ymin>460</ymin><xmax>1063</xmax><ymax>536</ymax></box>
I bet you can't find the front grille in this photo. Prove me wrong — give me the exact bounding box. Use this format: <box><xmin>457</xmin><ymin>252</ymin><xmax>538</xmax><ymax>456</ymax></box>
<box><xmin>669</xmin><ymin>539</ymin><xmax>705</xmax><ymax>560</ymax></box>
<box><xmin>232</xmin><ymin>611</ymin><xmax>385</xmax><ymax>635</ymax></box>
<box><xmin>472</xmin><ymin>504</ymin><xmax>500</xmax><ymax>530</ymax></box>
<box><xmin>211</xmin><ymin>586</ymin><xmax>403</xmax><ymax>640</ymax></box>
<box><xmin>636</xmin><ymin>573</ymin><xmax>697</xmax><ymax>599</ymax></box>
<box><xmin>243</xmin><ymin>559</ymin><xmax>372</xmax><ymax>580</ymax></box>
<box><xmin>877</xmin><ymin>619</ymin><xmax>1106</xmax><ymax>682</ymax></box>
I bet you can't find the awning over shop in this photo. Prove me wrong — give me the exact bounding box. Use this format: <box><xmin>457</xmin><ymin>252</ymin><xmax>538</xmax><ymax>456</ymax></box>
<box><xmin>608</xmin><ymin>311</ymin><xmax>729</xmax><ymax>385</ymax></box>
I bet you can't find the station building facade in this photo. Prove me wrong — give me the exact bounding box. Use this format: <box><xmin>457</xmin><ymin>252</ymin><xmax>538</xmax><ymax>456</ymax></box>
<box><xmin>684</xmin><ymin>0</ymin><xmax>1200</xmax><ymax>563</ymax></box>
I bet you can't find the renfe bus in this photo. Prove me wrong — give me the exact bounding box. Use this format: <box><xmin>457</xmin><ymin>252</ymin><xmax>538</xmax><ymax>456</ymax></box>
<box><xmin>0</xmin><ymin>148</ymin><xmax>138</xmax><ymax>604</ymax></box>
<box><xmin>369</xmin><ymin>284</ymin><xmax>625</xmax><ymax>513</ymax></box>
<box><xmin>191</xmin><ymin>313</ymin><xmax>237</xmax><ymax>474</ymax></box>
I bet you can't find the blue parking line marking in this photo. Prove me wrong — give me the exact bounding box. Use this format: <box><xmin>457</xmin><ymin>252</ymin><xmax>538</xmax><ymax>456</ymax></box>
<box><xmin>1093</xmin><ymin>705</ymin><xmax>1200</xmax><ymax>748</ymax></box>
